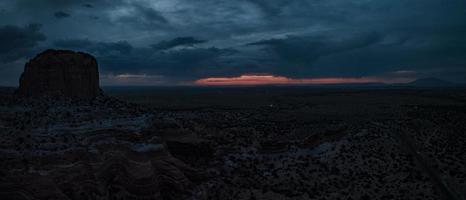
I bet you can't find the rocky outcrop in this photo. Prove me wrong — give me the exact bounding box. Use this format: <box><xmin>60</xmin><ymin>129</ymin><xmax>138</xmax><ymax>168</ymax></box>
<box><xmin>0</xmin><ymin>142</ymin><xmax>201</xmax><ymax>200</ymax></box>
<box><xmin>0</xmin><ymin>98</ymin><xmax>203</xmax><ymax>200</ymax></box>
<box><xmin>17</xmin><ymin>49</ymin><xmax>101</xmax><ymax>98</ymax></box>
<box><xmin>0</xmin><ymin>125</ymin><xmax>203</xmax><ymax>200</ymax></box>
<box><xmin>166</xmin><ymin>135</ymin><xmax>214</xmax><ymax>163</ymax></box>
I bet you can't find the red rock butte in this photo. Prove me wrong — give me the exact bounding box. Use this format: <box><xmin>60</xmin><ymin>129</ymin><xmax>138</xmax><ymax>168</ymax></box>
<box><xmin>17</xmin><ymin>49</ymin><xmax>101</xmax><ymax>98</ymax></box>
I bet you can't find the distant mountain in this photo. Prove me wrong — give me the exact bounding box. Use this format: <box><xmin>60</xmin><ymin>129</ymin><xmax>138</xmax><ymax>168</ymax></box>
<box><xmin>406</xmin><ymin>77</ymin><xmax>456</xmax><ymax>87</ymax></box>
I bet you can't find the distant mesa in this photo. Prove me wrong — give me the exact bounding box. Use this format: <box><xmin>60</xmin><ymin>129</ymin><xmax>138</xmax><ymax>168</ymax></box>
<box><xmin>407</xmin><ymin>77</ymin><xmax>455</xmax><ymax>87</ymax></box>
<box><xmin>17</xmin><ymin>49</ymin><xmax>102</xmax><ymax>98</ymax></box>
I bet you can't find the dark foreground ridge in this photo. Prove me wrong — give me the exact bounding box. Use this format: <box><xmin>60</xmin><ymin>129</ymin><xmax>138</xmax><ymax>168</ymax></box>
<box><xmin>17</xmin><ymin>49</ymin><xmax>101</xmax><ymax>98</ymax></box>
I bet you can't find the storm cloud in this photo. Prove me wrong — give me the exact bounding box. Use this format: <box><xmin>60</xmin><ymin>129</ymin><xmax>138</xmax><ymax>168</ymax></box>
<box><xmin>151</xmin><ymin>37</ymin><xmax>207</xmax><ymax>50</ymax></box>
<box><xmin>0</xmin><ymin>0</ymin><xmax>465</xmax><ymax>85</ymax></box>
<box><xmin>0</xmin><ymin>24</ymin><xmax>46</xmax><ymax>63</ymax></box>
<box><xmin>249</xmin><ymin>32</ymin><xmax>382</xmax><ymax>66</ymax></box>
<box><xmin>54</xmin><ymin>11</ymin><xmax>70</xmax><ymax>19</ymax></box>
<box><xmin>54</xmin><ymin>39</ymin><xmax>133</xmax><ymax>55</ymax></box>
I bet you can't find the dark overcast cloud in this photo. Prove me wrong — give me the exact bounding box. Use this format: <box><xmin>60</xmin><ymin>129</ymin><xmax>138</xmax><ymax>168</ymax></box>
<box><xmin>82</xmin><ymin>4</ymin><xmax>93</xmax><ymax>8</ymax></box>
<box><xmin>54</xmin><ymin>11</ymin><xmax>70</xmax><ymax>19</ymax></box>
<box><xmin>0</xmin><ymin>24</ymin><xmax>46</xmax><ymax>63</ymax></box>
<box><xmin>0</xmin><ymin>0</ymin><xmax>465</xmax><ymax>85</ymax></box>
<box><xmin>54</xmin><ymin>39</ymin><xmax>133</xmax><ymax>55</ymax></box>
<box><xmin>151</xmin><ymin>37</ymin><xmax>207</xmax><ymax>50</ymax></box>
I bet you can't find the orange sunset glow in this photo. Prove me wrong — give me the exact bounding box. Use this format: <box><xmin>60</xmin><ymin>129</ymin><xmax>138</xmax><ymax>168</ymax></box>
<box><xmin>195</xmin><ymin>74</ymin><xmax>414</xmax><ymax>86</ymax></box>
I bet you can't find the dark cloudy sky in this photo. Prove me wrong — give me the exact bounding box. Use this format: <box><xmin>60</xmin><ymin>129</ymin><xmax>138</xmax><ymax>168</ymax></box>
<box><xmin>1</xmin><ymin>0</ymin><xmax>466</xmax><ymax>85</ymax></box>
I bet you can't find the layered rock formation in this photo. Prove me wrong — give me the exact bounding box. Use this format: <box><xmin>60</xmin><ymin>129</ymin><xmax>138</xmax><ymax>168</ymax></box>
<box><xmin>0</xmin><ymin>133</ymin><xmax>202</xmax><ymax>200</ymax></box>
<box><xmin>17</xmin><ymin>49</ymin><xmax>101</xmax><ymax>98</ymax></box>
<box><xmin>0</xmin><ymin>97</ymin><xmax>204</xmax><ymax>200</ymax></box>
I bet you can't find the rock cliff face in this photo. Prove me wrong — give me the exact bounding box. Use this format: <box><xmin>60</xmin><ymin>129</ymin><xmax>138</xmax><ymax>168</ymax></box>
<box><xmin>17</xmin><ymin>49</ymin><xmax>101</xmax><ymax>98</ymax></box>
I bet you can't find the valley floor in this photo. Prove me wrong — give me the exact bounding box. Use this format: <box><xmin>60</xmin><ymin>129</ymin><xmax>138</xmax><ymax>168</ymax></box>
<box><xmin>0</xmin><ymin>88</ymin><xmax>465</xmax><ymax>199</ymax></box>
